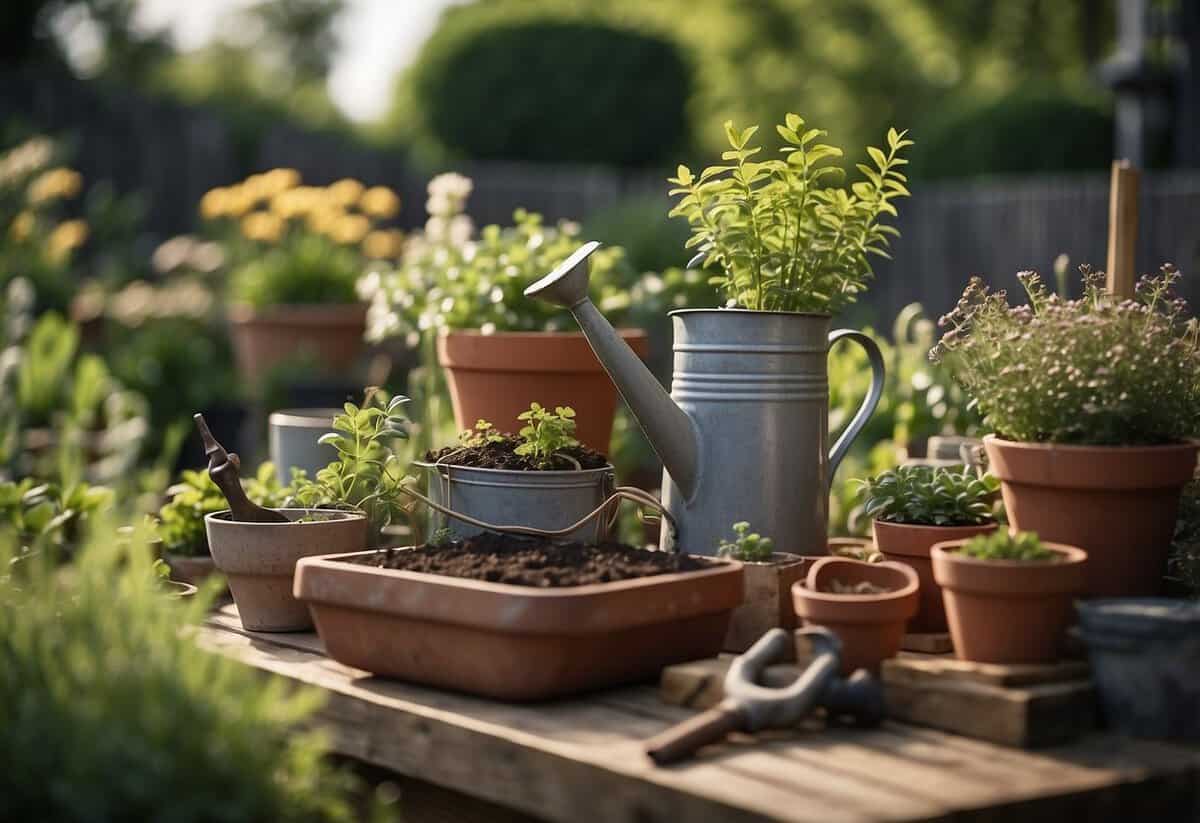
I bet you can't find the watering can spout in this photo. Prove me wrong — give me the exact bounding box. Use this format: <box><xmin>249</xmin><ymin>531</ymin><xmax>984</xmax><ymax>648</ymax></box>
<box><xmin>525</xmin><ymin>242</ymin><xmax>700</xmax><ymax>499</ymax></box>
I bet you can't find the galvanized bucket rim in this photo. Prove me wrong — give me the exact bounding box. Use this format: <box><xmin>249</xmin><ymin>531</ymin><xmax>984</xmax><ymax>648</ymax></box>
<box><xmin>413</xmin><ymin>460</ymin><xmax>615</xmax><ymax>477</ymax></box>
<box><xmin>669</xmin><ymin>308</ymin><xmax>832</xmax><ymax>320</ymax></box>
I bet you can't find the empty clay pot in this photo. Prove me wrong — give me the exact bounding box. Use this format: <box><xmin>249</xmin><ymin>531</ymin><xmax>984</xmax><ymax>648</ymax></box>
<box><xmin>984</xmin><ymin>435</ymin><xmax>1197</xmax><ymax>597</ymax></box>
<box><xmin>792</xmin><ymin>557</ymin><xmax>919</xmax><ymax>674</ymax></box>
<box><xmin>294</xmin><ymin>549</ymin><xmax>743</xmax><ymax>700</ymax></box>
<box><xmin>229</xmin><ymin>303</ymin><xmax>367</xmax><ymax>383</ymax></box>
<box><xmin>723</xmin><ymin>552</ymin><xmax>810</xmax><ymax>652</ymax></box>
<box><xmin>205</xmin><ymin>508</ymin><xmax>367</xmax><ymax>632</ymax></box>
<box><xmin>437</xmin><ymin>329</ymin><xmax>649</xmax><ymax>452</ymax></box>
<box><xmin>931</xmin><ymin>539</ymin><xmax>1087</xmax><ymax>664</ymax></box>
<box><xmin>873</xmin><ymin>519</ymin><xmax>999</xmax><ymax>632</ymax></box>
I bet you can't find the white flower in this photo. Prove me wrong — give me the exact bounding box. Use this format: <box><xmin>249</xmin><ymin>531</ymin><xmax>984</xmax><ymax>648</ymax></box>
<box><xmin>448</xmin><ymin>214</ymin><xmax>473</xmax><ymax>246</ymax></box>
<box><xmin>480</xmin><ymin>322</ymin><xmax>496</xmax><ymax>335</ymax></box>
<box><xmin>427</xmin><ymin>172</ymin><xmax>473</xmax><ymax>201</ymax></box>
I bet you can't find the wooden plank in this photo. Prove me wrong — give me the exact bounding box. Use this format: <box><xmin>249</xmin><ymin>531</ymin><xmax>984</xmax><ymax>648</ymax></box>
<box><xmin>900</xmin><ymin>633</ymin><xmax>953</xmax><ymax>654</ymax></box>
<box><xmin>200</xmin><ymin>609</ymin><xmax>1200</xmax><ymax>823</ymax></box>
<box><xmin>1106</xmin><ymin>160</ymin><xmax>1140</xmax><ymax>298</ymax></box>
<box><xmin>883</xmin><ymin>656</ymin><xmax>1089</xmax><ymax>688</ymax></box>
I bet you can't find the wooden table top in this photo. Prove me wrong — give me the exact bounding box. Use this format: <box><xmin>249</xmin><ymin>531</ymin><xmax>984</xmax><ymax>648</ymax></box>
<box><xmin>201</xmin><ymin>605</ymin><xmax>1200</xmax><ymax>823</ymax></box>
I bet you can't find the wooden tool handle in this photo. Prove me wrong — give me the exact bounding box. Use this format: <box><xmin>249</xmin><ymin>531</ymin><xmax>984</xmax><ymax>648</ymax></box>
<box><xmin>644</xmin><ymin>706</ymin><xmax>743</xmax><ymax>766</ymax></box>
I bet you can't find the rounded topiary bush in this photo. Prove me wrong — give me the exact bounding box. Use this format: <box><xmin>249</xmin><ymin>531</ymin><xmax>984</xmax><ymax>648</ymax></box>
<box><xmin>911</xmin><ymin>87</ymin><xmax>1113</xmax><ymax>179</ymax></box>
<box><xmin>408</xmin><ymin>19</ymin><xmax>692</xmax><ymax>166</ymax></box>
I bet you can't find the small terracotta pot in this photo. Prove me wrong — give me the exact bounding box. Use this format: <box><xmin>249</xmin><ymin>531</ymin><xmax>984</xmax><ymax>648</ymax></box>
<box><xmin>437</xmin><ymin>329</ymin><xmax>649</xmax><ymax>451</ymax></box>
<box><xmin>873</xmin><ymin>519</ymin><xmax>999</xmax><ymax>632</ymax></box>
<box><xmin>723</xmin><ymin>552</ymin><xmax>810</xmax><ymax>652</ymax></box>
<box><xmin>984</xmin><ymin>435</ymin><xmax>1197</xmax><ymax>597</ymax></box>
<box><xmin>294</xmin><ymin>549</ymin><xmax>743</xmax><ymax>700</ymax></box>
<box><xmin>205</xmin><ymin>509</ymin><xmax>367</xmax><ymax>632</ymax></box>
<box><xmin>792</xmin><ymin>557</ymin><xmax>919</xmax><ymax>674</ymax></box>
<box><xmin>826</xmin><ymin>536</ymin><xmax>874</xmax><ymax>558</ymax></box>
<box><xmin>931</xmin><ymin>539</ymin><xmax>1088</xmax><ymax>664</ymax></box>
<box><xmin>164</xmin><ymin>553</ymin><xmax>224</xmax><ymax>589</ymax></box>
<box><xmin>229</xmin><ymin>303</ymin><xmax>367</xmax><ymax>382</ymax></box>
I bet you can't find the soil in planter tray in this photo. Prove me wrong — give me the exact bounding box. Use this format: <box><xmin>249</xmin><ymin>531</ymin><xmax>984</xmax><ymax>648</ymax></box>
<box><xmin>348</xmin><ymin>532</ymin><xmax>712</xmax><ymax>587</ymax></box>
<box><xmin>424</xmin><ymin>434</ymin><xmax>608</xmax><ymax>471</ymax></box>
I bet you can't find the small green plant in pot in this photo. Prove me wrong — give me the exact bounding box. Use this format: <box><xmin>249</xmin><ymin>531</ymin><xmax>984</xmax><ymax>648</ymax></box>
<box><xmin>717</xmin><ymin>520</ymin><xmax>808</xmax><ymax>652</ymax></box>
<box><xmin>931</xmin><ymin>530</ymin><xmax>1088</xmax><ymax>664</ymax></box>
<box><xmin>933</xmin><ymin>265</ymin><xmax>1200</xmax><ymax>597</ymax></box>
<box><xmin>858</xmin><ymin>464</ymin><xmax>1000</xmax><ymax>632</ymax></box>
<box><xmin>416</xmin><ymin>403</ymin><xmax>616</xmax><ymax>544</ymax></box>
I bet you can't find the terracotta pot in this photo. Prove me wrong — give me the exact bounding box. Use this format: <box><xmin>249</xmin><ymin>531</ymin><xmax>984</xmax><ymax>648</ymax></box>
<box><xmin>984</xmin><ymin>436</ymin><xmax>1197</xmax><ymax>597</ymax></box>
<box><xmin>164</xmin><ymin>553</ymin><xmax>223</xmax><ymax>588</ymax></box>
<box><xmin>873</xmin><ymin>519</ymin><xmax>999</xmax><ymax>632</ymax></box>
<box><xmin>437</xmin><ymin>329</ymin><xmax>650</xmax><ymax>451</ymax></box>
<box><xmin>931</xmin><ymin>539</ymin><xmax>1088</xmax><ymax>664</ymax></box>
<box><xmin>792</xmin><ymin>557</ymin><xmax>918</xmax><ymax>674</ymax></box>
<box><xmin>294</xmin><ymin>549</ymin><xmax>743</xmax><ymax>700</ymax></box>
<box><xmin>228</xmin><ymin>303</ymin><xmax>367</xmax><ymax>383</ymax></box>
<box><xmin>723</xmin><ymin>552</ymin><xmax>810</xmax><ymax>652</ymax></box>
<box><xmin>205</xmin><ymin>509</ymin><xmax>367</xmax><ymax>632</ymax></box>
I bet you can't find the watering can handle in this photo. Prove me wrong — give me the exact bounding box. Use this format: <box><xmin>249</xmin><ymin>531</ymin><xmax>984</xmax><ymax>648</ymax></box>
<box><xmin>827</xmin><ymin>330</ymin><xmax>885</xmax><ymax>486</ymax></box>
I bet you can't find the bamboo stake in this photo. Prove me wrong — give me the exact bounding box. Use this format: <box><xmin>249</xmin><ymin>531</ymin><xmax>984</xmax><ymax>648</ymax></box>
<box><xmin>1105</xmin><ymin>160</ymin><xmax>1140</xmax><ymax>298</ymax></box>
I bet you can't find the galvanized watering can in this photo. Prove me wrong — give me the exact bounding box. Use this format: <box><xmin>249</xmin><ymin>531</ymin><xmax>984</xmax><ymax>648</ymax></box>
<box><xmin>525</xmin><ymin>242</ymin><xmax>885</xmax><ymax>557</ymax></box>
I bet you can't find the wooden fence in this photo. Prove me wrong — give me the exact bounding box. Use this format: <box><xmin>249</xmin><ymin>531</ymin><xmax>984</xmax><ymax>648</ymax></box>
<box><xmin>4</xmin><ymin>68</ymin><xmax>1199</xmax><ymax>323</ymax></box>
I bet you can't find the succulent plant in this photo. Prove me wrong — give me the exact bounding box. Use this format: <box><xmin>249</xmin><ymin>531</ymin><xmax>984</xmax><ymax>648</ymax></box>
<box><xmin>858</xmin><ymin>464</ymin><xmax>998</xmax><ymax>526</ymax></box>
<box><xmin>717</xmin><ymin>521</ymin><xmax>775</xmax><ymax>562</ymax></box>
<box><xmin>959</xmin><ymin>530</ymin><xmax>1055</xmax><ymax>562</ymax></box>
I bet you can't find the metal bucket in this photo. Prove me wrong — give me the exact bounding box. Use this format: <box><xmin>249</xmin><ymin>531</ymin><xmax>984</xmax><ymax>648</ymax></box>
<box><xmin>268</xmin><ymin>408</ymin><xmax>340</xmax><ymax>484</ymax></box>
<box><xmin>415</xmin><ymin>461</ymin><xmax>616</xmax><ymax>544</ymax></box>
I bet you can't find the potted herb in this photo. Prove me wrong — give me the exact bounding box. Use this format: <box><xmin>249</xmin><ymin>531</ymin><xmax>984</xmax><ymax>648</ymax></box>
<box><xmin>293</xmin><ymin>530</ymin><xmax>743</xmax><ymax>700</ymax></box>
<box><xmin>0</xmin><ymin>478</ymin><xmax>113</xmax><ymax>563</ymax></box>
<box><xmin>931</xmin><ymin>531</ymin><xmax>1087</xmax><ymax>664</ymax></box>
<box><xmin>157</xmin><ymin>463</ymin><xmax>287</xmax><ymax>585</ymax></box>
<box><xmin>792</xmin><ymin>556</ymin><xmax>919</xmax><ymax>674</ymax></box>
<box><xmin>858</xmin><ymin>465</ymin><xmax>999</xmax><ymax>632</ymax></box>
<box><xmin>199</xmin><ymin>170</ymin><xmax>404</xmax><ymax>382</ymax></box>
<box><xmin>524</xmin><ymin>113</ymin><xmax>907</xmax><ymax>559</ymax></box>
<box><xmin>718</xmin><ymin>521</ymin><xmax>808</xmax><ymax>651</ymax></box>
<box><xmin>933</xmin><ymin>265</ymin><xmax>1199</xmax><ymax>597</ymax></box>
<box><xmin>415</xmin><ymin>403</ymin><xmax>615</xmax><ymax>543</ymax></box>
<box><xmin>358</xmin><ymin>173</ymin><xmax>651</xmax><ymax>450</ymax></box>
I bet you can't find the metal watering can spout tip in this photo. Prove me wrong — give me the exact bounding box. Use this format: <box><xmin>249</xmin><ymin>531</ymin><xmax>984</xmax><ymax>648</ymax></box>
<box><xmin>524</xmin><ymin>240</ymin><xmax>598</xmax><ymax>308</ymax></box>
<box><xmin>526</xmin><ymin>242</ymin><xmax>700</xmax><ymax>500</ymax></box>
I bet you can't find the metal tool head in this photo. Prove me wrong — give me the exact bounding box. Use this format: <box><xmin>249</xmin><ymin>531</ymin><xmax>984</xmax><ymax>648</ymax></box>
<box><xmin>523</xmin><ymin>241</ymin><xmax>599</xmax><ymax>308</ymax></box>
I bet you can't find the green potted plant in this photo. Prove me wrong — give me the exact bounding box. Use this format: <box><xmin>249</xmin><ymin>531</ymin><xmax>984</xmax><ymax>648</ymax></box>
<box><xmin>717</xmin><ymin>520</ymin><xmax>808</xmax><ymax>651</ymax></box>
<box><xmin>931</xmin><ymin>531</ymin><xmax>1087</xmax><ymax>664</ymax></box>
<box><xmin>414</xmin><ymin>403</ymin><xmax>618</xmax><ymax>544</ymax></box>
<box><xmin>157</xmin><ymin>462</ymin><xmax>288</xmax><ymax>585</ymax></box>
<box><xmin>200</xmin><ymin>170</ymin><xmax>404</xmax><ymax>382</ymax></box>
<box><xmin>0</xmin><ymin>477</ymin><xmax>113</xmax><ymax>563</ymax></box>
<box><xmin>357</xmin><ymin>172</ymin><xmax>650</xmax><ymax>451</ymax></box>
<box><xmin>792</xmin><ymin>555</ymin><xmax>919</xmax><ymax>674</ymax></box>
<box><xmin>858</xmin><ymin>464</ymin><xmax>999</xmax><ymax>632</ymax></box>
<box><xmin>933</xmin><ymin>265</ymin><xmax>1199</xmax><ymax>597</ymax></box>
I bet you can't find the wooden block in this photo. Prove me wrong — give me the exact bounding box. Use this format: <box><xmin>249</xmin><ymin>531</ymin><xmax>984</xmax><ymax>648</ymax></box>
<box><xmin>883</xmin><ymin>655</ymin><xmax>1089</xmax><ymax>688</ymax></box>
<box><xmin>901</xmin><ymin>632</ymin><xmax>953</xmax><ymax>654</ymax></box>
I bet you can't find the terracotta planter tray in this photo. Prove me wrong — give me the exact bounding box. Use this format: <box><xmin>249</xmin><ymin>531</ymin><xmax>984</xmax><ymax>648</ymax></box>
<box><xmin>294</xmin><ymin>549</ymin><xmax>743</xmax><ymax>701</ymax></box>
<box><xmin>660</xmin><ymin>650</ymin><xmax>1094</xmax><ymax>749</ymax></box>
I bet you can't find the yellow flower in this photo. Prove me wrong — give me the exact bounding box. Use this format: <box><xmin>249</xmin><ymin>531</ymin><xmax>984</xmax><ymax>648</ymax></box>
<box><xmin>241</xmin><ymin>211</ymin><xmax>285</xmax><ymax>244</ymax></box>
<box><xmin>262</xmin><ymin>168</ymin><xmax>301</xmax><ymax>196</ymax></box>
<box><xmin>47</xmin><ymin>219</ymin><xmax>88</xmax><ymax>261</ymax></box>
<box><xmin>224</xmin><ymin>184</ymin><xmax>258</xmax><ymax>218</ymax></box>
<box><xmin>327</xmin><ymin>178</ymin><xmax>365</xmax><ymax>207</ymax></box>
<box><xmin>362</xmin><ymin>229</ymin><xmax>404</xmax><ymax>259</ymax></box>
<box><xmin>332</xmin><ymin>213</ymin><xmax>370</xmax><ymax>245</ymax></box>
<box><xmin>28</xmin><ymin>167</ymin><xmax>83</xmax><ymax>204</ymax></box>
<box><xmin>9</xmin><ymin>211</ymin><xmax>35</xmax><ymax>241</ymax></box>
<box><xmin>199</xmin><ymin>187</ymin><xmax>231</xmax><ymax>220</ymax></box>
<box><xmin>360</xmin><ymin>185</ymin><xmax>400</xmax><ymax>219</ymax></box>
<box><xmin>306</xmin><ymin>206</ymin><xmax>343</xmax><ymax>235</ymax></box>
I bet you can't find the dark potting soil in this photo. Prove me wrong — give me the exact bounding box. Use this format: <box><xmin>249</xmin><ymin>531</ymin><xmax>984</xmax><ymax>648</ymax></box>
<box><xmin>825</xmin><ymin>579</ymin><xmax>894</xmax><ymax>595</ymax></box>
<box><xmin>423</xmin><ymin>434</ymin><xmax>608</xmax><ymax>471</ymax></box>
<box><xmin>346</xmin><ymin>531</ymin><xmax>713</xmax><ymax>587</ymax></box>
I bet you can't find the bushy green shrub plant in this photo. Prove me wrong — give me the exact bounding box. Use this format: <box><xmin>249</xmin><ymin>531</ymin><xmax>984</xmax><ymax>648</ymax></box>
<box><xmin>858</xmin><ymin>465</ymin><xmax>998</xmax><ymax>527</ymax></box>
<box><xmin>157</xmin><ymin>462</ymin><xmax>289</xmax><ymax>557</ymax></box>
<box><xmin>0</xmin><ymin>521</ymin><xmax>392</xmax><ymax>822</ymax></box>
<box><xmin>959</xmin><ymin>530</ymin><xmax>1055</xmax><ymax>562</ymax></box>
<box><xmin>933</xmin><ymin>264</ymin><xmax>1200</xmax><ymax>445</ymax></box>
<box><xmin>514</xmin><ymin>403</ymin><xmax>579</xmax><ymax>469</ymax></box>
<box><xmin>667</xmin><ymin>115</ymin><xmax>912</xmax><ymax>313</ymax></box>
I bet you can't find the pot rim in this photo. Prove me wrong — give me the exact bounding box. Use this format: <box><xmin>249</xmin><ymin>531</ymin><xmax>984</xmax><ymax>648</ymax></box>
<box><xmin>983</xmin><ymin>433</ymin><xmax>1200</xmax><ymax>454</ymax></box>
<box><xmin>930</xmin><ymin>539</ymin><xmax>1087</xmax><ymax>569</ymax></box>
<box><xmin>438</xmin><ymin>327</ymin><xmax>649</xmax><ymax>340</ymax></box>
<box><xmin>669</xmin><ymin>308</ymin><xmax>832</xmax><ymax>319</ymax></box>
<box><xmin>268</xmin><ymin>408</ymin><xmax>343</xmax><ymax>427</ymax></box>
<box><xmin>797</xmin><ymin>557</ymin><xmax>919</xmax><ymax>604</ymax></box>
<box><xmin>734</xmin><ymin>551</ymin><xmax>808</xmax><ymax>567</ymax></box>
<box><xmin>873</xmin><ymin>518</ymin><xmax>999</xmax><ymax>532</ymax></box>
<box><xmin>205</xmin><ymin>508</ymin><xmax>366</xmax><ymax>527</ymax></box>
<box><xmin>296</xmin><ymin>547</ymin><xmax>742</xmax><ymax>600</ymax></box>
<box><xmin>414</xmin><ymin>460</ymin><xmax>615</xmax><ymax>477</ymax></box>
<box><xmin>229</xmin><ymin>302</ymin><xmax>367</xmax><ymax>322</ymax></box>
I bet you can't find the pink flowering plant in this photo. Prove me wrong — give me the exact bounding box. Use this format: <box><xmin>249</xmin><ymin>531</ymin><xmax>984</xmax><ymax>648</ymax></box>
<box><xmin>931</xmin><ymin>264</ymin><xmax>1200</xmax><ymax>446</ymax></box>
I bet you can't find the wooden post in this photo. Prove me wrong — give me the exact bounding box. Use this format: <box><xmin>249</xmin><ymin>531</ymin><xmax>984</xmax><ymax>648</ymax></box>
<box><xmin>1105</xmin><ymin>160</ymin><xmax>1139</xmax><ymax>298</ymax></box>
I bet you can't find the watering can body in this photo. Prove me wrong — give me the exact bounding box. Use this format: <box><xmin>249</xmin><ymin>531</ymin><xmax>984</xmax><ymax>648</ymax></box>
<box><xmin>526</xmin><ymin>243</ymin><xmax>885</xmax><ymax>557</ymax></box>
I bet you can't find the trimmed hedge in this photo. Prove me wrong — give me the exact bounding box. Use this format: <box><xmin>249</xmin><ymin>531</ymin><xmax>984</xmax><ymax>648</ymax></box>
<box><xmin>408</xmin><ymin>19</ymin><xmax>692</xmax><ymax>166</ymax></box>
